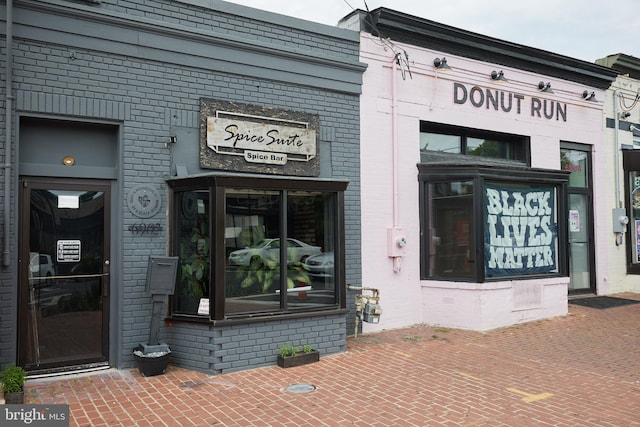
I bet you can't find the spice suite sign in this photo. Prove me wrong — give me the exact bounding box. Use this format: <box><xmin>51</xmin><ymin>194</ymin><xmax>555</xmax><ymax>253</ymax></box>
<box><xmin>484</xmin><ymin>184</ymin><xmax>558</xmax><ymax>277</ymax></box>
<box><xmin>200</xmin><ymin>99</ymin><xmax>320</xmax><ymax>176</ymax></box>
<box><xmin>207</xmin><ymin>117</ymin><xmax>316</xmax><ymax>165</ymax></box>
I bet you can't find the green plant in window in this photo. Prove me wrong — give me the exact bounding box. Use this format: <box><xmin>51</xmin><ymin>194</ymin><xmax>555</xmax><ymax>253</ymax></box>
<box><xmin>238</xmin><ymin>259</ymin><xmax>310</xmax><ymax>293</ymax></box>
<box><xmin>179</xmin><ymin>215</ymin><xmax>209</xmax><ymax>298</ymax></box>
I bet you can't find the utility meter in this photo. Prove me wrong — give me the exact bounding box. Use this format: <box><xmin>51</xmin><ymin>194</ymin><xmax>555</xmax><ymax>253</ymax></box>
<box><xmin>387</xmin><ymin>227</ymin><xmax>407</xmax><ymax>257</ymax></box>
<box><xmin>363</xmin><ymin>303</ymin><xmax>382</xmax><ymax>323</ymax></box>
<box><xmin>612</xmin><ymin>208</ymin><xmax>629</xmax><ymax>233</ymax></box>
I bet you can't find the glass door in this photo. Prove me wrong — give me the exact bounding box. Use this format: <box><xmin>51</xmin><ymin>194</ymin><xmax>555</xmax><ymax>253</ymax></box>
<box><xmin>568</xmin><ymin>193</ymin><xmax>592</xmax><ymax>291</ymax></box>
<box><xmin>561</xmin><ymin>145</ymin><xmax>595</xmax><ymax>294</ymax></box>
<box><xmin>18</xmin><ymin>177</ymin><xmax>111</xmax><ymax>373</ymax></box>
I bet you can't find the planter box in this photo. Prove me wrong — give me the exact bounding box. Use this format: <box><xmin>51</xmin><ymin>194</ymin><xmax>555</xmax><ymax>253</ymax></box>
<box><xmin>4</xmin><ymin>391</ymin><xmax>24</xmax><ymax>404</ymax></box>
<box><xmin>277</xmin><ymin>350</ymin><xmax>320</xmax><ymax>368</ymax></box>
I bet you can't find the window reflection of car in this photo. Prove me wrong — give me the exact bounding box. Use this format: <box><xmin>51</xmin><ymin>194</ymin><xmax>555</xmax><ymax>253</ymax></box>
<box><xmin>29</xmin><ymin>252</ymin><xmax>55</xmax><ymax>285</ymax></box>
<box><xmin>304</xmin><ymin>252</ymin><xmax>334</xmax><ymax>279</ymax></box>
<box><xmin>29</xmin><ymin>253</ymin><xmax>55</xmax><ymax>277</ymax></box>
<box><xmin>228</xmin><ymin>238</ymin><xmax>321</xmax><ymax>267</ymax></box>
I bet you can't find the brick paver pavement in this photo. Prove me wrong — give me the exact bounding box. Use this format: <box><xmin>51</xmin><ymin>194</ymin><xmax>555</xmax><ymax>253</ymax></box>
<box><xmin>23</xmin><ymin>292</ymin><xmax>640</xmax><ymax>426</ymax></box>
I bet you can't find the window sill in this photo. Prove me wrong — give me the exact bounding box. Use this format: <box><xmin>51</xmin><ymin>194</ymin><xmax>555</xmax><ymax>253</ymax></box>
<box><xmin>166</xmin><ymin>307</ymin><xmax>347</xmax><ymax>326</ymax></box>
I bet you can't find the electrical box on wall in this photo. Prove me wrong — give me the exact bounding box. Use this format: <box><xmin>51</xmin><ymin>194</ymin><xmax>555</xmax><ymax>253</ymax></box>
<box><xmin>387</xmin><ymin>227</ymin><xmax>407</xmax><ymax>257</ymax></box>
<box><xmin>612</xmin><ymin>208</ymin><xmax>629</xmax><ymax>233</ymax></box>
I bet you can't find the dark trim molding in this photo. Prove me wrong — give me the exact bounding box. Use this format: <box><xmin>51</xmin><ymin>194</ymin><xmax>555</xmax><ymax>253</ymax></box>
<box><xmin>343</xmin><ymin>8</ymin><xmax>618</xmax><ymax>90</ymax></box>
<box><xmin>596</xmin><ymin>54</ymin><xmax>640</xmax><ymax>80</ymax></box>
<box><xmin>11</xmin><ymin>0</ymin><xmax>366</xmax><ymax>94</ymax></box>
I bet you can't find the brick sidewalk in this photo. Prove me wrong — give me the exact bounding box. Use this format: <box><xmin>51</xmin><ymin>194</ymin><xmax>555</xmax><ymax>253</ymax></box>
<box><xmin>24</xmin><ymin>293</ymin><xmax>640</xmax><ymax>426</ymax></box>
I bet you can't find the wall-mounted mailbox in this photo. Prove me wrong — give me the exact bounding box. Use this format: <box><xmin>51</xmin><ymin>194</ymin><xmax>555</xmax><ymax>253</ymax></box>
<box><xmin>145</xmin><ymin>256</ymin><xmax>179</xmax><ymax>296</ymax></box>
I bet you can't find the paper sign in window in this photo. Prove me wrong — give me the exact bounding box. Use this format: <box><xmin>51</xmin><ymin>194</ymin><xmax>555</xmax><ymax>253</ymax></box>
<box><xmin>58</xmin><ymin>195</ymin><xmax>79</xmax><ymax>209</ymax></box>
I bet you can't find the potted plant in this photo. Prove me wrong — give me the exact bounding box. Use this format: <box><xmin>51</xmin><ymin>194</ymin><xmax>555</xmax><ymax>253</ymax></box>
<box><xmin>1</xmin><ymin>364</ymin><xmax>26</xmax><ymax>404</ymax></box>
<box><xmin>277</xmin><ymin>344</ymin><xmax>320</xmax><ymax>368</ymax></box>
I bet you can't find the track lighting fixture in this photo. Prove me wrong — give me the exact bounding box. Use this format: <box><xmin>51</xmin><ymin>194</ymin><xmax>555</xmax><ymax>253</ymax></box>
<box><xmin>491</xmin><ymin>70</ymin><xmax>507</xmax><ymax>82</ymax></box>
<box><xmin>433</xmin><ymin>57</ymin><xmax>450</xmax><ymax>70</ymax></box>
<box><xmin>538</xmin><ymin>81</ymin><xmax>553</xmax><ymax>93</ymax></box>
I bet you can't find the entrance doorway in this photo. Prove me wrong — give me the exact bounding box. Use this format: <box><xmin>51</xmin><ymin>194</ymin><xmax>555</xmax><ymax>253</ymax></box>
<box><xmin>561</xmin><ymin>143</ymin><xmax>596</xmax><ymax>294</ymax></box>
<box><xmin>18</xmin><ymin>177</ymin><xmax>111</xmax><ymax>374</ymax></box>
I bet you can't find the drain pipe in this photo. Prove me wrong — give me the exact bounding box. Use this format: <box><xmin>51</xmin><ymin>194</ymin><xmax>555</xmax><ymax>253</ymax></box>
<box><xmin>613</xmin><ymin>90</ymin><xmax>626</xmax><ymax>247</ymax></box>
<box><xmin>3</xmin><ymin>0</ymin><xmax>14</xmax><ymax>267</ymax></box>
<box><xmin>614</xmin><ymin>90</ymin><xmax>621</xmax><ymax>209</ymax></box>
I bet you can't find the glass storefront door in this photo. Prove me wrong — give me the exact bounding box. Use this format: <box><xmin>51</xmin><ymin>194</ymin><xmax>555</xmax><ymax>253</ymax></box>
<box><xmin>18</xmin><ymin>177</ymin><xmax>111</xmax><ymax>373</ymax></box>
<box><xmin>561</xmin><ymin>145</ymin><xmax>595</xmax><ymax>294</ymax></box>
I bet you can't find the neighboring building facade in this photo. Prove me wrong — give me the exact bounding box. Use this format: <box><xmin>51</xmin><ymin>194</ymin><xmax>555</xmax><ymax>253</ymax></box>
<box><xmin>340</xmin><ymin>8</ymin><xmax>618</xmax><ymax>332</ymax></box>
<box><xmin>1</xmin><ymin>0</ymin><xmax>365</xmax><ymax>375</ymax></box>
<box><xmin>596</xmin><ymin>54</ymin><xmax>640</xmax><ymax>294</ymax></box>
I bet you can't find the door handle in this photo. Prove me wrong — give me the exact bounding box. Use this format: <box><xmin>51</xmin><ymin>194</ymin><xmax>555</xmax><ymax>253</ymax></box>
<box><xmin>102</xmin><ymin>260</ymin><xmax>110</xmax><ymax>297</ymax></box>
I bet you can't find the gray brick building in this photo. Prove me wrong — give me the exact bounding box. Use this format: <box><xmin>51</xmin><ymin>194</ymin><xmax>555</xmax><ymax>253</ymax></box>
<box><xmin>1</xmin><ymin>0</ymin><xmax>364</xmax><ymax>375</ymax></box>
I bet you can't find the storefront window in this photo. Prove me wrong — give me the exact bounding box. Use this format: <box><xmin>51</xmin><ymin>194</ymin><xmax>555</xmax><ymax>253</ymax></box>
<box><xmin>224</xmin><ymin>189</ymin><xmax>337</xmax><ymax>315</ymax></box>
<box><xmin>420</xmin><ymin>133</ymin><xmax>461</xmax><ymax>154</ymax></box>
<box><xmin>175</xmin><ymin>190</ymin><xmax>210</xmax><ymax>315</ymax></box>
<box><xmin>419</xmin><ymin>164</ymin><xmax>568</xmax><ymax>282</ymax></box>
<box><xmin>419</xmin><ymin>122</ymin><xmax>529</xmax><ymax>164</ymax></box>
<box><xmin>484</xmin><ymin>182</ymin><xmax>559</xmax><ymax>278</ymax></box>
<box><xmin>622</xmin><ymin>151</ymin><xmax>640</xmax><ymax>273</ymax></box>
<box><xmin>168</xmin><ymin>175</ymin><xmax>346</xmax><ymax>320</ymax></box>
<box><xmin>628</xmin><ymin>171</ymin><xmax>640</xmax><ymax>264</ymax></box>
<box><xmin>428</xmin><ymin>181</ymin><xmax>474</xmax><ymax>278</ymax></box>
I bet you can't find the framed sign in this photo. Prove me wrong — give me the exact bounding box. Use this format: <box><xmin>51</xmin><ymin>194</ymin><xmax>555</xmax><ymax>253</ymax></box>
<box><xmin>484</xmin><ymin>184</ymin><xmax>558</xmax><ymax>276</ymax></box>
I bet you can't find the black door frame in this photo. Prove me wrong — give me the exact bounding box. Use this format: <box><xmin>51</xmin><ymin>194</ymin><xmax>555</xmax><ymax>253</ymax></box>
<box><xmin>561</xmin><ymin>142</ymin><xmax>596</xmax><ymax>295</ymax></box>
<box><xmin>17</xmin><ymin>176</ymin><xmax>111</xmax><ymax>373</ymax></box>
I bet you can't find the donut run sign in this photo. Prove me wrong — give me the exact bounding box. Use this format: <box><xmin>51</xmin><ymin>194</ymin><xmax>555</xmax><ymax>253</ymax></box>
<box><xmin>484</xmin><ymin>184</ymin><xmax>557</xmax><ymax>277</ymax></box>
<box><xmin>453</xmin><ymin>82</ymin><xmax>568</xmax><ymax>122</ymax></box>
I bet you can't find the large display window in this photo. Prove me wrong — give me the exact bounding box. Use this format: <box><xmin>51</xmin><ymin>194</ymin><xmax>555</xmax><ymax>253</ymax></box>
<box><xmin>167</xmin><ymin>174</ymin><xmax>347</xmax><ymax>321</ymax></box>
<box><xmin>623</xmin><ymin>150</ymin><xmax>640</xmax><ymax>273</ymax></box>
<box><xmin>419</xmin><ymin>164</ymin><xmax>569</xmax><ymax>282</ymax></box>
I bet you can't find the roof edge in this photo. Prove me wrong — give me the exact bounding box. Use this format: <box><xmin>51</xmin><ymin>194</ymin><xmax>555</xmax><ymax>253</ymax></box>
<box><xmin>344</xmin><ymin>8</ymin><xmax>618</xmax><ymax>89</ymax></box>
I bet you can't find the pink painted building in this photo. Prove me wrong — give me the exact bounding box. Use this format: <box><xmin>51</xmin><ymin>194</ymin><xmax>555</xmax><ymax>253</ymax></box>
<box><xmin>340</xmin><ymin>8</ymin><xmax>618</xmax><ymax>332</ymax></box>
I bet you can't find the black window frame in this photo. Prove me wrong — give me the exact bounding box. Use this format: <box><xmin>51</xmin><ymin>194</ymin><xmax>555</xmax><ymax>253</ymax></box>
<box><xmin>166</xmin><ymin>173</ymin><xmax>348</xmax><ymax>324</ymax></box>
<box><xmin>623</xmin><ymin>150</ymin><xmax>640</xmax><ymax>274</ymax></box>
<box><xmin>419</xmin><ymin>121</ymin><xmax>531</xmax><ymax>164</ymax></box>
<box><xmin>418</xmin><ymin>163</ymin><xmax>569</xmax><ymax>282</ymax></box>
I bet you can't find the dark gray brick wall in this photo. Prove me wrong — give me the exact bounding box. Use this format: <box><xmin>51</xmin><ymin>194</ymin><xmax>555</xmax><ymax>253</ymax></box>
<box><xmin>95</xmin><ymin>0</ymin><xmax>359</xmax><ymax>62</ymax></box>
<box><xmin>170</xmin><ymin>314</ymin><xmax>346</xmax><ymax>374</ymax></box>
<box><xmin>1</xmin><ymin>0</ymin><xmax>362</xmax><ymax>372</ymax></box>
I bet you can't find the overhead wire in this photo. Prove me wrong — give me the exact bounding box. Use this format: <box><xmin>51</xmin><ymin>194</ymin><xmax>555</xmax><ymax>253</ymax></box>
<box><xmin>337</xmin><ymin>0</ymin><xmax>414</xmax><ymax>80</ymax></box>
<box><xmin>351</xmin><ymin>0</ymin><xmax>413</xmax><ymax>80</ymax></box>
<box><xmin>618</xmin><ymin>89</ymin><xmax>640</xmax><ymax>112</ymax></box>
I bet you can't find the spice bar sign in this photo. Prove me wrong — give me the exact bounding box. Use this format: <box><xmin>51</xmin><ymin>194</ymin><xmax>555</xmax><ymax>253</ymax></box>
<box><xmin>207</xmin><ymin>116</ymin><xmax>316</xmax><ymax>165</ymax></box>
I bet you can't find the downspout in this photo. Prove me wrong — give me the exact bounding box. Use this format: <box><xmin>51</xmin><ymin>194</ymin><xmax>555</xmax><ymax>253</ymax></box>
<box><xmin>391</xmin><ymin>55</ymin><xmax>399</xmax><ymax>229</ymax></box>
<box><xmin>3</xmin><ymin>0</ymin><xmax>13</xmax><ymax>267</ymax></box>
<box><xmin>613</xmin><ymin>89</ymin><xmax>628</xmax><ymax>246</ymax></box>
<box><xmin>614</xmin><ymin>89</ymin><xmax>621</xmax><ymax>209</ymax></box>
